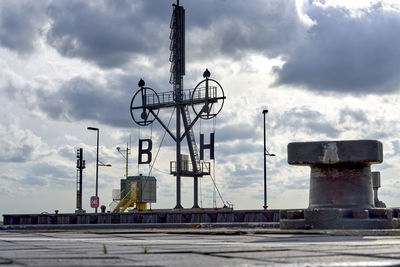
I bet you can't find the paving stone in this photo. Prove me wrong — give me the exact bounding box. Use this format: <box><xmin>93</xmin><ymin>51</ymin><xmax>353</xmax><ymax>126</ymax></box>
<box><xmin>120</xmin><ymin>253</ymin><xmax>266</xmax><ymax>266</ymax></box>
<box><xmin>3</xmin><ymin>230</ymin><xmax>400</xmax><ymax>266</ymax></box>
<box><xmin>15</xmin><ymin>257</ymin><xmax>134</xmax><ymax>266</ymax></box>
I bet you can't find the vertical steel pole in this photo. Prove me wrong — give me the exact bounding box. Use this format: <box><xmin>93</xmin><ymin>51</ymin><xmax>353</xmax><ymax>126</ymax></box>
<box><xmin>176</xmin><ymin>84</ymin><xmax>182</xmax><ymax>209</ymax></box>
<box><xmin>125</xmin><ymin>143</ymin><xmax>129</xmax><ymax>178</ymax></box>
<box><xmin>193</xmin><ymin>177</ymin><xmax>199</xmax><ymax>208</ymax></box>
<box><xmin>95</xmin><ymin>130</ymin><xmax>99</xmax><ymax>213</ymax></box>
<box><xmin>263</xmin><ymin>110</ymin><xmax>267</xmax><ymax>210</ymax></box>
<box><xmin>79</xmin><ymin>148</ymin><xmax>83</xmax><ymax>210</ymax></box>
<box><xmin>173</xmin><ymin>2</ymin><xmax>183</xmax><ymax>209</ymax></box>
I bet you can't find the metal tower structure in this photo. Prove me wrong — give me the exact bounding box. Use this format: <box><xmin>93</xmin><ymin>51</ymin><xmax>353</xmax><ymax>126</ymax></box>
<box><xmin>76</xmin><ymin>148</ymin><xmax>85</xmax><ymax>211</ymax></box>
<box><xmin>130</xmin><ymin>1</ymin><xmax>225</xmax><ymax>209</ymax></box>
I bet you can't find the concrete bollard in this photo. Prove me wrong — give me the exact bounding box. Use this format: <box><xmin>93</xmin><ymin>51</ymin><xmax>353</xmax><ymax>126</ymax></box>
<box><xmin>281</xmin><ymin>140</ymin><xmax>398</xmax><ymax>229</ymax></box>
<box><xmin>288</xmin><ymin>140</ymin><xmax>382</xmax><ymax>209</ymax></box>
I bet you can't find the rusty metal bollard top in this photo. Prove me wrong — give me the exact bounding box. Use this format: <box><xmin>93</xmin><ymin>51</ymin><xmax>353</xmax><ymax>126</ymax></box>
<box><xmin>288</xmin><ymin>140</ymin><xmax>383</xmax><ymax>166</ymax></box>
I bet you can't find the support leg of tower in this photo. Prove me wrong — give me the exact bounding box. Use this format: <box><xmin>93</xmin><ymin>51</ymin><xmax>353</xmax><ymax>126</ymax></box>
<box><xmin>192</xmin><ymin>176</ymin><xmax>200</xmax><ymax>209</ymax></box>
<box><xmin>175</xmin><ymin>104</ymin><xmax>183</xmax><ymax>210</ymax></box>
<box><xmin>174</xmin><ymin>176</ymin><xmax>183</xmax><ymax>209</ymax></box>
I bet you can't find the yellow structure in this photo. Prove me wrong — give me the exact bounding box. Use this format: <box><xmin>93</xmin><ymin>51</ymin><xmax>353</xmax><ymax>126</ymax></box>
<box><xmin>112</xmin><ymin>181</ymin><xmax>146</xmax><ymax>212</ymax></box>
<box><xmin>112</xmin><ymin>175</ymin><xmax>156</xmax><ymax>213</ymax></box>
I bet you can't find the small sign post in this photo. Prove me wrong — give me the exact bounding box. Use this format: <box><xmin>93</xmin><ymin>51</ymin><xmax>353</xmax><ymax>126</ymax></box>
<box><xmin>90</xmin><ymin>196</ymin><xmax>99</xmax><ymax>209</ymax></box>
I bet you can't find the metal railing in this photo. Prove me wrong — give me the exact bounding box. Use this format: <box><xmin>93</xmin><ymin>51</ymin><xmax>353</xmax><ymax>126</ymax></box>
<box><xmin>144</xmin><ymin>86</ymin><xmax>218</xmax><ymax>107</ymax></box>
<box><xmin>170</xmin><ymin>160</ymin><xmax>211</xmax><ymax>176</ymax></box>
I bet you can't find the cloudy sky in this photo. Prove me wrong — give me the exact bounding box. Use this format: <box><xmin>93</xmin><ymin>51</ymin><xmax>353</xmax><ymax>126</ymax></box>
<box><xmin>2</xmin><ymin>0</ymin><xmax>400</xmax><ymax>216</ymax></box>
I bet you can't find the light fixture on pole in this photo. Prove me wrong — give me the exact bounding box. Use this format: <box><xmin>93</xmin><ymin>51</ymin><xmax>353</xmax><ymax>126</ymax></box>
<box><xmin>98</xmin><ymin>160</ymin><xmax>112</xmax><ymax>167</ymax></box>
<box><xmin>263</xmin><ymin>109</ymin><xmax>275</xmax><ymax>210</ymax></box>
<box><xmin>116</xmin><ymin>143</ymin><xmax>130</xmax><ymax>178</ymax></box>
<box><xmin>87</xmin><ymin>127</ymin><xmax>99</xmax><ymax>213</ymax></box>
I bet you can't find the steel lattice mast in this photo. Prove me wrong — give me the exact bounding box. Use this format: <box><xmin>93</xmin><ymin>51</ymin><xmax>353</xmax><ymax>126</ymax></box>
<box><xmin>170</xmin><ymin>1</ymin><xmax>185</xmax><ymax>208</ymax></box>
<box><xmin>130</xmin><ymin>1</ymin><xmax>225</xmax><ymax>209</ymax></box>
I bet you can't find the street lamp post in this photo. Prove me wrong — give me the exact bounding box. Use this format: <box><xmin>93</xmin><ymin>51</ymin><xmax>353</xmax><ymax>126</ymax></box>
<box><xmin>87</xmin><ymin>127</ymin><xmax>99</xmax><ymax>213</ymax></box>
<box><xmin>263</xmin><ymin>109</ymin><xmax>275</xmax><ymax>210</ymax></box>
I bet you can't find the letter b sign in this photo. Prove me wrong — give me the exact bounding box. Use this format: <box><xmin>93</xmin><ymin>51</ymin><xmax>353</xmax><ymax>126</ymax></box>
<box><xmin>138</xmin><ymin>139</ymin><xmax>152</xmax><ymax>164</ymax></box>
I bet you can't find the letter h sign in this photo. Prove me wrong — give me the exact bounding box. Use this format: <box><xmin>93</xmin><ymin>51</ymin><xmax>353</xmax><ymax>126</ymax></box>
<box><xmin>200</xmin><ymin>133</ymin><xmax>214</xmax><ymax>160</ymax></box>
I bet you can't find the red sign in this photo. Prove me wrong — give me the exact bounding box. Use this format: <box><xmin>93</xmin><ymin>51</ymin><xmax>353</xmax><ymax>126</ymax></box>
<box><xmin>90</xmin><ymin>196</ymin><xmax>99</xmax><ymax>208</ymax></box>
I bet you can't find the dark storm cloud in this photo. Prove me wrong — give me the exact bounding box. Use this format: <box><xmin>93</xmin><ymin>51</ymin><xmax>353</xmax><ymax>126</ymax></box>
<box><xmin>274</xmin><ymin>4</ymin><xmax>400</xmax><ymax>94</ymax></box>
<box><xmin>4</xmin><ymin>70</ymin><xmax>190</xmax><ymax>131</ymax></box>
<box><xmin>184</xmin><ymin>0</ymin><xmax>305</xmax><ymax>60</ymax></box>
<box><xmin>37</xmin><ymin>76</ymin><xmax>133</xmax><ymax>127</ymax></box>
<box><xmin>216</xmin><ymin>123</ymin><xmax>258</xmax><ymax>143</ymax></box>
<box><xmin>0</xmin><ymin>0</ymin><xmax>305</xmax><ymax>69</ymax></box>
<box><xmin>277</xmin><ymin>106</ymin><xmax>340</xmax><ymax>138</ymax></box>
<box><xmin>44</xmin><ymin>0</ymin><xmax>303</xmax><ymax>68</ymax></box>
<box><xmin>45</xmin><ymin>0</ymin><xmax>171</xmax><ymax>68</ymax></box>
<box><xmin>0</xmin><ymin>0</ymin><xmax>47</xmax><ymax>54</ymax></box>
<box><xmin>4</xmin><ymin>0</ymin><xmax>400</xmax><ymax>96</ymax></box>
<box><xmin>34</xmin><ymin>72</ymin><xmax>178</xmax><ymax>129</ymax></box>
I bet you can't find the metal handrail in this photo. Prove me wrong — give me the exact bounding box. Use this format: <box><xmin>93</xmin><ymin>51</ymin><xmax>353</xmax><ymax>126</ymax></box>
<box><xmin>143</xmin><ymin>86</ymin><xmax>218</xmax><ymax>107</ymax></box>
<box><xmin>170</xmin><ymin>161</ymin><xmax>211</xmax><ymax>175</ymax></box>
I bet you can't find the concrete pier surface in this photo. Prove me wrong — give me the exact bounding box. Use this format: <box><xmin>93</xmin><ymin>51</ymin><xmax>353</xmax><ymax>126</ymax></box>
<box><xmin>2</xmin><ymin>228</ymin><xmax>400</xmax><ymax>266</ymax></box>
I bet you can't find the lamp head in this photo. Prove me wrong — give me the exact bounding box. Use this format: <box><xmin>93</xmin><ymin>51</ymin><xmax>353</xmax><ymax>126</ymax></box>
<box><xmin>87</xmin><ymin>127</ymin><xmax>99</xmax><ymax>131</ymax></box>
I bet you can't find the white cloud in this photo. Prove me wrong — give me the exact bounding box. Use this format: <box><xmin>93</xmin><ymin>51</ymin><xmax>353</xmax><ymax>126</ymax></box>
<box><xmin>0</xmin><ymin>124</ymin><xmax>43</xmax><ymax>163</ymax></box>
